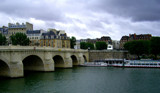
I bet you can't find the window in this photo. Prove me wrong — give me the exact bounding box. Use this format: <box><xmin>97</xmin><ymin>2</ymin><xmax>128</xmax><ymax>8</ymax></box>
<box><xmin>153</xmin><ymin>63</ymin><xmax>157</xmax><ymax>65</ymax></box>
<box><xmin>130</xmin><ymin>63</ymin><xmax>133</xmax><ymax>65</ymax></box>
<box><xmin>150</xmin><ymin>64</ymin><xmax>153</xmax><ymax>65</ymax></box>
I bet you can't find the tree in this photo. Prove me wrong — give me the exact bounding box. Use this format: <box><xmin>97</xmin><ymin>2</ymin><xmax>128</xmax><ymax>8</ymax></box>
<box><xmin>80</xmin><ymin>42</ymin><xmax>86</xmax><ymax>49</ymax></box>
<box><xmin>0</xmin><ymin>33</ymin><xmax>7</xmax><ymax>45</ymax></box>
<box><xmin>96</xmin><ymin>41</ymin><xmax>107</xmax><ymax>50</ymax></box>
<box><xmin>150</xmin><ymin>37</ymin><xmax>160</xmax><ymax>59</ymax></box>
<box><xmin>86</xmin><ymin>42</ymin><xmax>94</xmax><ymax>50</ymax></box>
<box><xmin>70</xmin><ymin>36</ymin><xmax>76</xmax><ymax>49</ymax></box>
<box><xmin>10</xmin><ymin>33</ymin><xmax>30</xmax><ymax>46</ymax></box>
<box><xmin>80</xmin><ymin>42</ymin><xmax>95</xmax><ymax>50</ymax></box>
<box><xmin>124</xmin><ymin>40</ymin><xmax>150</xmax><ymax>59</ymax></box>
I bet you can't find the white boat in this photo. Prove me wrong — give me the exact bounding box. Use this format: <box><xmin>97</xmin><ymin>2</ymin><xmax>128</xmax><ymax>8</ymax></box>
<box><xmin>80</xmin><ymin>62</ymin><xmax>108</xmax><ymax>67</ymax></box>
<box><xmin>112</xmin><ymin>60</ymin><xmax>160</xmax><ymax>68</ymax></box>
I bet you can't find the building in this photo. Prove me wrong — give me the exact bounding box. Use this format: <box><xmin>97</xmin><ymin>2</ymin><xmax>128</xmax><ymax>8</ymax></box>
<box><xmin>0</xmin><ymin>26</ymin><xmax>8</xmax><ymax>36</ymax></box>
<box><xmin>26</xmin><ymin>29</ymin><xmax>44</xmax><ymax>46</ymax></box>
<box><xmin>120</xmin><ymin>34</ymin><xmax>152</xmax><ymax>49</ymax></box>
<box><xmin>97</xmin><ymin>36</ymin><xmax>112</xmax><ymax>44</ymax></box>
<box><xmin>112</xmin><ymin>40</ymin><xmax>120</xmax><ymax>50</ymax></box>
<box><xmin>74</xmin><ymin>40</ymin><xmax>81</xmax><ymax>49</ymax></box>
<box><xmin>80</xmin><ymin>36</ymin><xmax>112</xmax><ymax>44</ymax></box>
<box><xmin>80</xmin><ymin>38</ymin><xmax>97</xmax><ymax>44</ymax></box>
<box><xmin>7</xmin><ymin>22</ymin><xmax>33</xmax><ymax>38</ymax></box>
<box><xmin>119</xmin><ymin>36</ymin><xmax>129</xmax><ymax>49</ymax></box>
<box><xmin>40</xmin><ymin>29</ymin><xmax>70</xmax><ymax>48</ymax></box>
<box><xmin>0</xmin><ymin>22</ymin><xmax>71</xmax><ymax>48</ymax></box>
<box><xmin>128</xmin><ymin>33</ymin><xmax>152</xmax><ymax>41</ymax></box>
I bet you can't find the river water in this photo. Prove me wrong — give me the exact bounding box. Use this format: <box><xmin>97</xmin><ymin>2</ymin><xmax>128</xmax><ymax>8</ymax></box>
<box><xmin>0</xmin><ymin>67</ymin><xmax>160</xmax><ymax>93</ymax></box>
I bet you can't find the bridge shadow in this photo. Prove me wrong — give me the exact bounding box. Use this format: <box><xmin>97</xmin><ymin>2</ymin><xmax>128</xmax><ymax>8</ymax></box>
<box><xmin>71</xmin><ymin>55</ymin><xmax>78</xmax><ymax>66</ymax></box>
<box><xmin>53</xmin><ymin>55</ymin><xmax>65</xmax><ymax>68</ymax></box>
<box><xmin>0</xmin><ymin>60</ymin><xmax>10</xmax><ymax>77</ymax></box>
<box><xmin>83</xmin><ymin>55</ymin><xmax>87</xmax><ymax>62</ymax></box>
<box><xmin>22</xmin><ymin>55</ymin><xmax>44</xmax><ymax>74</ymax></box>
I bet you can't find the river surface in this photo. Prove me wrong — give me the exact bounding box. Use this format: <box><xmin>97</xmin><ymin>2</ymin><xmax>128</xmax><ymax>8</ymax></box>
<box><xmin>0</xmin><ymin>67</ymin><xmax>160</xmax><ymax>93</ymax></box>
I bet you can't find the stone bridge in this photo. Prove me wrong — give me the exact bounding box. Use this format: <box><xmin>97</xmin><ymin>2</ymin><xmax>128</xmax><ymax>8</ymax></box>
<box><xmin>0</xmin><ymin>46</ymin><xmax>88</xmax><ymax>78</ymax></box>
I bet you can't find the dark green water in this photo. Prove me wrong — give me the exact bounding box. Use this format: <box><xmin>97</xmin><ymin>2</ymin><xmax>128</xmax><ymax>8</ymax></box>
<box><xmin>0</xmin><ymin>67</ymin><xmax>160</xmax><ymax>93</ymax></box>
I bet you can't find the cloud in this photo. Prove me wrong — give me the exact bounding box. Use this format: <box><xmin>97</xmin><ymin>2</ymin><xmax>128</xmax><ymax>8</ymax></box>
<box><xmin>0</xmin><ymin>0</ymin><xmax>160</xmax><ymax>40</ymax></box>
<box><xmin>87</xmin><ymin>0</ymin><xmax>160</xmax><ymax>22</ymax></box>
<box><xmin>0</xmin><ymin>0</ymin><xmax>65</xmax><ymax>21</ymax></box>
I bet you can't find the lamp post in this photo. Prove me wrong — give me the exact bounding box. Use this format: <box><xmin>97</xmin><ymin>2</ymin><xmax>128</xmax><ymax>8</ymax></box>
<box><xmin>88</xmin><ymin>47</ymin><xmax>90</xmax><ymax>62</ymax></box>
<box><xmin>88</xmin><ymin>47</ymin><xmax>90</xmax><ymax>50</ymax></box>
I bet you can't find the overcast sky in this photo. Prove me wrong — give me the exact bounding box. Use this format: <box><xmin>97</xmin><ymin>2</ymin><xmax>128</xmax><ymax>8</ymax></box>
<box><xmin>0</xmin><ymin>0</ymin><xmax>160</xmax><ymax>40</ymax></box>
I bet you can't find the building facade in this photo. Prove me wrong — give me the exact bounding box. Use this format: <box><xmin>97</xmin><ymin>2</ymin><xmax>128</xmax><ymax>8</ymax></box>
<box><xmin>40</xmin><ymin>30</ymin><xmax>70</xmax><ymax>48</ymax></box>
<box><xmin>26</xmin><ymin>30</ymin><xmax>44</xmax><ymax>46</ymax></box>
<box><xmin>80</xmin><ymin>38</ymin><xmax>97</xmax><ymax>44</ymax></box>
<box><xmin>119</xmin><ymin>36</ymin><xmax>129</xmax><ymax>49</ymax></box>
<box><xmin>0</xmin><ymin>26</ymin><xmax>8</xmax><ymax>36</ymax></box>
<box><xmin>112</xmin><ymin>40</ymin><xmax>120</xmax><ymax>50</ymax></box>
<box><xmin>74</xmin><ymin>40</ymin><xmax>81</xmax><ymax>49</ymax></box>
<box><xmin>120</xmin><ymin>34</ymin><xmax>152</xmax><ymax>49</ymax></box>
<box><xmin>97</xmin><ymin>36</ymin><xmax>112</xmax><ymax>44</ymax></box>
<box><xmin>128</xmin><ymin>34</ymin><xmax>152</xmax><ymax>41</ymax></box>
<box><xmin>0</xmin><ymin>22</ymin><xmax>71</xmax><ymax>48</ymax></box>
<box><xmin>8</xmin><ymin>22</ymin><xmax>33</xmax><ymax>38</ymax></box>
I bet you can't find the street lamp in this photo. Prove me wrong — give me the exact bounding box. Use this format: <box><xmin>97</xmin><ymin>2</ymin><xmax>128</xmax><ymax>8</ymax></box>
<box><xmin>88</xmin><ymin>47</ymin><xmax>90</xmax><ymax>50</ymax></box>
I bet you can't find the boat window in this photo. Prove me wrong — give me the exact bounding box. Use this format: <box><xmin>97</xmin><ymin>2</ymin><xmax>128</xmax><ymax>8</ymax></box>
<box><xmin>130</xmin><ymin>63</ymin><xmax>133</xmax><ymax>65</ymax></box>
<box><xmin>134</xmin><ymin>63</ymin><xmax>138</xmax><ymax>65</ymax></box>
<box><xmin>153</xmin><ymin>64</ymin><xmax>157</xmax><ymax>65</ymax></box>
<box><xmin>142</xmin><ymin>63</ymin><xmax>145</xmax><ymax>65</ymax></box>
<box><xmin>134</xmin><ymin>63</ymin><xmax>141</xmax><ymax>65</ymax></box>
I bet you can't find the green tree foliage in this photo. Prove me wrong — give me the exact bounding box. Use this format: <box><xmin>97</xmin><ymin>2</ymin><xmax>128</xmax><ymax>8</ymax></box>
<box><xmin>96</xmin><ymin>41</ymin><xmax>107</xmax><ymax>50</ymax></box>
<box><xmin>150</xmin><ymin>37</ymin><xmax>160</xmax><ymax>59</ymax></box>
<box><xmin>70</xmin><ymin>36</ymin><xmax>76</xmax><ymax>49</ymax></box>
<box><xmin>80</xmin><ymin>42</ymin><xmax>94</xmax><ymax>50</ymax></box>
<box><xmin>124</xmin><ymin>40</ymin><xmax>150</xmax><ymax>59</ymax></box>
<box><xmin>80</xmin><ymin>42</ymin><xmax>86</xmax><ymax>49</ymax></box>
<box><xmin>0</xmin><ymin>33</ymin><xmax>7</xmax><ymax>45</ymax></box>
<box><xmin>10</xmin><ymin>33</ymin><xmax>30</xmax><ymax>46</ymax></box>
<box><xmin>86</xmin><ymin>42</ymin><xmax>94</xmax><ymax>50</ymax></box>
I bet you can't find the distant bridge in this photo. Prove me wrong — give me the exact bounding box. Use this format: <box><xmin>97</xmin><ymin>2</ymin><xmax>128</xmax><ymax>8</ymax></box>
<box><xmin>0</xmin><ymin>46</ymin><xmax>88</xmax><ymax>78</ymax></box>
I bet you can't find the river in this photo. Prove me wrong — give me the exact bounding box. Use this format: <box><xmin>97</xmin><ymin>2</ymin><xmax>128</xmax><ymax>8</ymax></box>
<box><xmin>0</xmin><ymin>67</ymin><xmax>160</xmax><ymax>93</ymax></box>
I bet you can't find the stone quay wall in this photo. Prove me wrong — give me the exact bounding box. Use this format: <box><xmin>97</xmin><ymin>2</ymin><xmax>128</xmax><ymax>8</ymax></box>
<box><xmin>89</xmin><ymin>50</ymin><xmax>129</xmax><ymax>62</ymax></box>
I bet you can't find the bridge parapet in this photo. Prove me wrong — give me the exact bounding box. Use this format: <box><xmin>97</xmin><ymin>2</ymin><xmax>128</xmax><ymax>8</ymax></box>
<box><xmin>0</xmin><ymin>46</ymin><xmax>88</xmax><ymax>52</ymax></box>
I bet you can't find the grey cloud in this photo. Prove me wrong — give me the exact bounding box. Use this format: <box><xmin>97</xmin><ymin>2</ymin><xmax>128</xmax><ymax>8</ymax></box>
<box><xmin>0</xmin><ymin>0</ymin><xmax>160</xmax><ymax>40</ymax></box>
<box><xmin>88</xmin><ymin>0</ymin><xmax>160</xmax><ymax>22</ymax></box>
<box><xmin>0</xmin><ymin>0</ymin><xmax>65</xmax><ymax>21</ymax></box>
<box><xmin>1</xmin><ymin>0</ymin><xmax>160</xmax><ymax>22</ymax></box>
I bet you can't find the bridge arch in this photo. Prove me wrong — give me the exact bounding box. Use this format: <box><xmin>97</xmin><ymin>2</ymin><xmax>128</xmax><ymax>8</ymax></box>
<box><xmin>71</xmin><ymin>55</ymin><xmax>79</xmax><ymax>66</ymax></box>
<box><xmin>83</xmin><ymin>55</ymin><xmax>87</xmax><ymax>62</ymax></box>
<box><xmin>22</xmin><ymin>55</ymin><xmax>44</xmax><ymax>71</ymax></box>
<box><xmin>0</xmin><ymin>59</ymin><xmax>10</xmax><ymax>77</ymax></box>
<box><xmin>53</xmin><ymin>55</ymin><xmax>65</xmax><ymax>68</ymax></box>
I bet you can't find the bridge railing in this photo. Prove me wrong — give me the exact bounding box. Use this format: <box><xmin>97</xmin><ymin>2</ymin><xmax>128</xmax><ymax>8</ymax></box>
<box><xmin>0</xmin><ymin>45</ymin><xmax>88</xmax><ymax>52</ymax></box>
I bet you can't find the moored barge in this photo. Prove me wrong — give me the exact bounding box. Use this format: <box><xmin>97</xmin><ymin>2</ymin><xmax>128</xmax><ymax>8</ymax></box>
<box><xmin>112</xmin><ymin>60</ymin><xmax>160</xmax><ymax>68</ymax></box>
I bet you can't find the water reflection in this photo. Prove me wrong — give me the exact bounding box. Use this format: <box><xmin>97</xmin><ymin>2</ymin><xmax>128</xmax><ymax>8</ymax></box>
<box><xmin>0</xmin><ymin>67</ymin><xmax>160</xmax><ymax>93</ymax></box>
